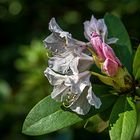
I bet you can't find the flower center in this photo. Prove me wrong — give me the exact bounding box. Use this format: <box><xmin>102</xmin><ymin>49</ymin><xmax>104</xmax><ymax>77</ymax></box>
<box><xmin>63</xmin><ymin>92</ymin><xmax>78</xmax><ymax>107</ymax></box>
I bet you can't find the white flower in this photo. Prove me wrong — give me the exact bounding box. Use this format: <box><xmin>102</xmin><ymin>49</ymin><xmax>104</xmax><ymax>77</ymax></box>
<box><xmin>44</xmin><ymin>18</ymin><xmax>86</xmax><ymax>54</ymax></box>
<box><xmin>48</xmin><ymin>50</ymin><xmax>93</xmax><ymax>75</ymax></box>
<box><xmin>44</xmin><ymin>18</ymin><xmax>102</xmax><ymax>115</ymax></box>
<box><xmin>44</xmin><ymin>67</ymin><xmax>101</xmax><ymax>115</ymax></box>
<box><xmin>84</xmin><ymin>15</ymin><xmax>118</xmax><ymax>44</ymax></box>
<box><xmin>44</xmin><ymin>18</ymin><xmax>94</xmax><ymax>75</ymax></box>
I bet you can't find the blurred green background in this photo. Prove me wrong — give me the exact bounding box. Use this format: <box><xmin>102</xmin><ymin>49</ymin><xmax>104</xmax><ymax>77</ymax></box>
<box><xmin>0</xmin><ymin>0</ymin><xmax>140</xmax><ymax>140</ymax></box>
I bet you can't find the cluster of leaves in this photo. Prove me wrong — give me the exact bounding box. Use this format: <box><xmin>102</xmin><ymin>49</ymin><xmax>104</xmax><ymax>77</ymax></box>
<box><xmin>22</xmin><ymin>14</ymin><xmax>140</xmax><ymax>140</ymax></box>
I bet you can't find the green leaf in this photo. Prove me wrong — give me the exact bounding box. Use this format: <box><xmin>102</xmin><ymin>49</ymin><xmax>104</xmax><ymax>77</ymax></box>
<box><xmin>135</xmin><ymin>70</ymin><xmax>140</xmax><ymax>81</ymax></box>
<box><xmin>109</xmin><ymin>96</ymin><xmax>137</xmax><ymax>140</ymax></box>
<box><xmin>85</xmin><ymin>104</ymin><xmax>113</xmax><ymax>133</ymax></box>
<box><xmin>22</xmin><ymin>96</ymin><xmax>82</xmax><ymax>136</ymax></box>
<box><xmin>84</xmin><ymin>114</ymin><xmax>109</xmax><ymax>133</ymax></box>
<box><xmin>133</xmin><ymin>44</ymin><xmax>140</xmax><ymax>79</ymax></box>
<box><xmin>22</xmin><ymin>85</ymin><xmax>117</xmax><ymax>136</ymax></box>
<box><xmin>134</xmin><ymin>102</ymin><xmax>140</xmax><ymax>139</ymax></box>
<box><xmin>104</xmin><ymin>13</ymin><xmax>133</xmax><ymax>73</ymax></box>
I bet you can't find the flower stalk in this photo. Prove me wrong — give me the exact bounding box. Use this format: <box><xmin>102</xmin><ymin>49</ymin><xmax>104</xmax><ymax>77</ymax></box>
<box><xmin>91</xmin><ymin>67</ymin><xmax>133</xmax><ymax>92</ymax></box>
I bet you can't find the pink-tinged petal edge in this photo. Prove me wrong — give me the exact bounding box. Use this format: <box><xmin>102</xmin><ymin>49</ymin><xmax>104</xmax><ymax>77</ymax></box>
<box><xmin>90</xmin><ymin>33</ymin><xmax>105</xmax><ymax>61</ymax></box>
<box><xmin>102</xmin><ymin>43</ymin><xmax>116</xmax><ymax>60</ymax></box>
<box><xmin>102</xmin><ymin>43</ymin><xmax>122</xmax><ymax>66</ymax></box>
<box><xmin>103</xmin><ymin>58</ymin><xmax>119</xmax><ymax>76</ymax></box>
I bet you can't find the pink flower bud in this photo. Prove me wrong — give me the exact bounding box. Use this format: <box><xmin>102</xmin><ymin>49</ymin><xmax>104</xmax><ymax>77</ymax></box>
<box><xmin>90</xmin><ymin>32</ymin><xmax>105</xmax><ymax>61</ymax></box>
<box><xmin>90</xmin><ymin>33</ymin><xmax>122</xmax><ymax>76</ymax></box>
<box><xmin>102</xmin><ymin>43</ymin><xmax>122</xmax><ymax>76</ymax></box>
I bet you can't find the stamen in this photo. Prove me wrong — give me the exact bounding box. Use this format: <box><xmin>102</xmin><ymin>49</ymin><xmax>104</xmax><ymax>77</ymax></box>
<box><xmin>62</xmin><ymin>93</ymin><xmax>78</xmax><ymax>108</ymax></box>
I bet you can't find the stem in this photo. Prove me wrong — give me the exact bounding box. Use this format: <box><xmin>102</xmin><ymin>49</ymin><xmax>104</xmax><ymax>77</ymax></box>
<box><xmin>91</xmin><ymin>71</ymin><xmax>109</xmax><ymax>79</ymax></box>
<box><xmin>91</xmin><ymin>71</ymin><xmax>100</xmax><ymax>76</ymax></box>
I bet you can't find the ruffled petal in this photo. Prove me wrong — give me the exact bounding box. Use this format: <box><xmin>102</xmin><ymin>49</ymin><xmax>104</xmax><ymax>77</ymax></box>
<box><xmin>77</xmin><ymin>53</ymin><xmax>93</xmax><ymax>73</ymax></box>
<box><xmin>51</xmin><ymin>85</ymin><xmax>70</xmax><ymax>102</ymax></box>
<box><xmin>87</xmin><ymin>85</ymin><xmax>102</xmax><ymax>109</ymax></box>
<box><xmin>45</xmin><ymin>68</ymin><xmax>102</xmax><ymax>115</ymax></box>
<box><xmin>97</xmin><ymin>19</ymin><xmax>108</xmax><ymax>42</ymax></box>
<box><xmin>84</xmin><ymin>15</ymin><xmax>118</xmax><ymax>44</ymax></box>
<box><xmin>44</xmin><ymin>67</ymin><xmax>66</xmax><ymax>85</ymax></box>
<box><xmin>84</xmin><ymin>21</ymin><xmax>91</xmax><ymax>40</ymax></box>
<box><xmin>65</xmin><ymin>71</ymin><xmax>91</xmax><ymax>94</ymax></box>
<box><xmin>48</xmin><ymin>51</ymin><xmax>75</xmax><ymax>74</ymax></box>
<box><xmin>44</xmin><ymin>33</ymin><xmax>67</xmax><ymax>54</ymax></box>
<box><xmin>84</xmin><ymin>15</ymin><xmax>107</xmax><ymax>41</ymax></box>
<box><xmin>48</xmin><ymin>51</ymin><xmax>93</xmax><ymax>75</ymax></box>
<box><xmin>44</xmin><ymin>18</ymin><xmax>86</xmax><ymax>54</ymax></box>
<box><xmin>49</xmin><ymin>18</ymin><xmax>63</xmax><ymax>32</ymax></box>
<box><xmin>70</xmin><ymin>88</ymin><xmax>91</xmax><ymax>115</ymax></box>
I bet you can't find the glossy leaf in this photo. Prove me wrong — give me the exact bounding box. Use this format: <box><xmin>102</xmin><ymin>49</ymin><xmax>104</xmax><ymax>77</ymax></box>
<box><xmin>109</xmin><ymin>96</ymin><xmax>137</xmax><ymax>140</ymax></box>
<box><xmin>84</xmin><ymin>115</ymin><xmax>109</xmax><ymax>133</ymax></box>
<box><xmin>133</xmin><ymin>44</ymin><xmax>140</xmax><ymax>79</ymax></box>
<box><xmin>104</xmin><ymin>13</ymin><xmax>133</xmax><ymax>73</ymax></box>
<box><xmin>22</xmin><ymin>85</ymin><xmax>117</xmax><ymax>135</ymax></box>
<box><xmin>22</xmin><ymin>96</ymin><xmax>82</xmax><ymax>135</ymax></box>
<box><xmin>85</xmin><ymin>104</ymin><xmax>113</xmax><ymax>133</ymax></box>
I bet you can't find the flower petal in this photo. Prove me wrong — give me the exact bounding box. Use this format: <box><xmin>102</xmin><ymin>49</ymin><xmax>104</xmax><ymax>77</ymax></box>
<box><xmin>48</xmin><ymin>51</ymin><xmax>75</xmax><ymax>74</ymax></box>
<box><xmin>77</xmin><ymin>54</ymin><xmax>93</xmax><ymax>72</ymax></box>
<box><xmin>65</xmin><ymin>71</ymin><xmax>91</xmax><ymax>94</ymax></box>
<box><xmin>84</xmin><ymin>15</ymin><xmax>107</xmax><ymax>41</ymax></box>
<box><xmin>49</xmin><ymin>18</ymin><xmax>64</xmax><ymax>33</ymax></box>
<box><xmin>102</xmin><ymin>43</ymin><xmax>116</xmax><ymax>60</ymax></box>
<box><xmin>87</xmin><ymin>85</ymin><xmax>102</xmax><ymax>109</ymax></box>
<box><xmin>90</xmin><ymin>33</ymin><xmax>105</xmax><ymax>60</ymax></box>
<box><xmin>102</xmin><ymin>58</ymin><xmax>119</xmax><ymax>76</ymax></box>
<box><xmin>44</xmin><ymin>67</ymin><xmax>66</xmax><ymax>85</ymax></box>
<box><xmin>106</xmin><ymin>37</ymin><xmax>118</xmax><ymax>44</ymax></box>
<box><xmin>102</xmin><ymin>43</ymin><xmax>122</xmax><ymax>66</ymax></box>
<box><xmin>51</xmin><ymin>85</ymin><xmax>69</xmax><ymax>102</ymax></box>
<box><xmin>84</xmin><ymin>15</ymin><xmax>118</xmax><ymax>45</ymax></box>
<box><xmin>44</xmin><ymin>33</ymin><xmax>67</xmax><ymax>54</ymax></box>
<box><xmin>84</xmin><ymin>15</ymin><xmax>97</xmax><ymax>40</ymax></box>
<box><xmin>97</xmin><ymin>19</ymin><xmax>108</xmax><ymax>42</ymax></box>
<box><xmin>44</xmin><ymin>18</ymin><xmax>86</xmax><ymax>54</ymax></box>
<box><xmin>70</xmin><ymin>88</ymin><xmax>91</xmax><ymax>115</ymax></box>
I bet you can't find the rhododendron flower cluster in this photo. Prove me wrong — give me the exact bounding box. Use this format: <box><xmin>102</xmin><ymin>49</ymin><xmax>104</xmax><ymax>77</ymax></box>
<box><xmin>44</xmin><ymin>15</ymin><xmax>129</xmax><ymax>115</ymax></box>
